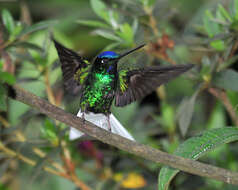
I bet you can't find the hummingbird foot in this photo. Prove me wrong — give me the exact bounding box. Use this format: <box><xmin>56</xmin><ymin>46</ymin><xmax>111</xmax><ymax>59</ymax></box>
<box><xmin>106</xmin><ymin>114</ymin><xmax>111</xmax><ymax>132</ymax></box>
<box><xmin>69</xmin><ymin>110</ymin><xmax>135</xmax><ymax>141</ymax></box>
<box><xmin>82</xmin><ymin>112</ymin><xmax>86</xmax><ymax>126</ymax></box>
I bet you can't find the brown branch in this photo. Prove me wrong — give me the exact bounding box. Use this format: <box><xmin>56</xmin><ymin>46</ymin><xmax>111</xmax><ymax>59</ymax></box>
<box><xmin>20</xmin><ymin>0</ymin><xmax>32</xmax><ymax>25</ymax></box>
<box><xmin>209</xmin><ymin>88</ymin><xmax>238</xmax><ymax>126</ymax></box>
<box><xmin>7</xmin><ymin>85</ymin><xmax>238</xmax><ymax>185</ymax></box>
<box><xmin>228</xmin><ymin>40</ymin><xmax>238</xmax><ymax>59</ymax></box>
<box><xmin>144</xmin><ymin>6</ymin><xmax>159</xmax><ymax>36</ymax></box>
<box><xmin>61</xmin><ymin>141</ymin><xmax>91</xmax><ymax>190</ymax></box>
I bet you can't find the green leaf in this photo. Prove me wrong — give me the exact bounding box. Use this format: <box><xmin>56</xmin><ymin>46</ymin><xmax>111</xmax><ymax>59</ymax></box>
<box><xmin>176</xmin><ymin>91</ymin><xmax>199</xmax><ymax>136</ymax></box>
<box><xmin>234</xmin><ymin>0</ymin><xmax>238</xmax><ymax>20</ymax></box>
<box><xmin>41</xmin><ymin>119</ymin><xmax>58</xmax><ymax>145</ymax></box>
<box><xmin>218</xmin><ymin>4</ymin><xmax>232</xmax><ymax>22</ymax></box>
<box><xmin>0</xmin><ymin>71</ymin><xmax>16</xmax><ymax>85</ymax></box>
<box><xmin>116</xmin><ymin>23</ymin><xmax>134</xmax><ymax>46</ymax></box>
<box><xmin>147</xmin><ymin>0</ymin><xmax>157</xmax><ymax>7</ymax></box>
<box><xmin>108</xmin><ymin>10</ymin><xmax>119</xmax><ymax>29</ymax></box>
<box><xmin>2</xmin><ymin>126</ymin><xmax>19</xmax><ymax>135</ymax></box>
<box><xmin>213</xmin><ymin>69</ymin><xmax>238</xmax><ymax>91</ymax></box>
<box><xmin>216</xmin><ymin>7</ymin><xmax>226</xmax><ymax>22</ymax></box>
<box><xmin>0</xmin><ymin>85</ymin><xmax>7</xmax><ymax>111</ymax></box>
<box><xmin>158</xmin><ymin>127</ymin><xmax>238</xmax><ymax>190</ymax></box>
<box><xmin>90</xmin><ymin>0</ymin><xmax>110</xmax><ymax>23</ymax></box>
<box><xmin>0</xmin><ymin>183</ymin><xmax>10</xmax><ymax>190</ymax></box>
<box><xmin>6</xmin><ymin>42</ymin><xmax>44</xmax><ymax>53</ymax></box>
<box><xmin>230</xmin><ymin>20</ymin><xmax>238</xmax><ymax>31</ymax></box>
<box><xmin>17</xmin><ymin>20</ymin><xmax>58</xmax><ymax>38</ymax></box>
<box><xmin>162</xmin><ymin>103</ymin><xmax>175</xmax><ymax>132</ymax></box>
<box><xmin>207</xmin><ymin>104</ymin><xmax>226</xmax><ymax>129</ymax></box>
<box><xmin>30</xmin><ymin>156</ymin><xmax>48</xmax><ymax>182</ymax></box>
<box><xmin>203</xmin><ymin>10</ymin><xmax>220</xmax><ymax>37</ymax></box>
<box><xmin>210</xmin><ymin>40</ymin><xmax>225</xmax><ymax>51</ymax></box>
<box><xmin>76</xmin><ymin>19</ymin><xmax>110</xmax><ymax>28</ymax></box>
<box><xmin>1</xmin><ymin>9</ymin><xmax>15</xmax><ymax>35</ymax></box>
<box><xmin>140</xmin><ymin>0</ymin><xmax>156</xmax><ymax>7</ymax></box>
<box><xmin>0</xmin><ymin>60</ymin><xmax>3</xmax><ymax>70</ymax></box>
<box><xmin>9</xmin><ymin>51</ymin><xmax>35</xmax><ymax>63</ymax></box>
<box><xmin>92</xmin><ymin>29</ymin><xmax>122</xmax><ymax>41</ymax></box>
<box><xmin>103</xmin><ymin>42</ymin><xmax>121</xmax><ymax>51</ymax></box>
<box><xmin>30</xmin><ymin>147</ymin><xmax>60</xmax><ymax>182</ymax></box>
<box><xmin>12</xmin><ymin>22</ymin><xmax>23</xmax><ymax>37</ymax></box>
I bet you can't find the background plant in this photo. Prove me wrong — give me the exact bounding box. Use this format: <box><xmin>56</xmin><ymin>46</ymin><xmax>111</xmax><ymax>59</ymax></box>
<box><xmin>0</xmin><ymin>0</ymin><xmax>238</xmax><ymax>190</ymax></box>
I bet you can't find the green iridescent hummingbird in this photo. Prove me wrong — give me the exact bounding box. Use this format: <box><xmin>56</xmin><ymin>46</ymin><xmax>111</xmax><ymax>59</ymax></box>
<box><xmin>53</xmin><ymin>39</ymin><xmax>193</xmax><ymax>132</ymax></box>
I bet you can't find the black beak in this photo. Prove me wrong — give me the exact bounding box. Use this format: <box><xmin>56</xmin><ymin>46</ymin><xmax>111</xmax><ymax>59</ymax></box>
<box><xmin>117</xmin><ymin>44</ymin><xmax>146</xmax><ymax>60</ymax></box>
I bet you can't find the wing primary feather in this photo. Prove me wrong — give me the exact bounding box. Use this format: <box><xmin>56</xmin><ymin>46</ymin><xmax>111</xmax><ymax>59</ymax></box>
<box><xmin>116</xmin><ymin>64</ymin><xmax>194</xmax><ymax>107</ymax></box>
<box><xmin>53</xmin><ymin>39</ymin><xmax>91</xmax><ymax>95</ymax></box>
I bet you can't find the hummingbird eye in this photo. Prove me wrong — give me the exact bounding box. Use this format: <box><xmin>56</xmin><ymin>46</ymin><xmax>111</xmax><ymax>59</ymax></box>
<box><xmin>101</xmin><ymin>58</ymin><xmax>109</xmax><ymax>64</ymax></box>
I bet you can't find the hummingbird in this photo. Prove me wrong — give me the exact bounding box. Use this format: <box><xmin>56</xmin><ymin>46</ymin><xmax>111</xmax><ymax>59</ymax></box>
<box><xmin>53</xmin><ymin>39</ymin><xmax>193</xmax><ymax>140</ymax></box>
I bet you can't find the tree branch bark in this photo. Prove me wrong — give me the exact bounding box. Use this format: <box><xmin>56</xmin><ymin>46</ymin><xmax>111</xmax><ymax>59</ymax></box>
<box><xmin>7</xmin><ymin>85</ymin><xmax>238</xmax><ymax>185</ymax></box>
<box><xmin>209</xmin><ymin>87</ymin><xmax>238</xmax><ymax>126</ymax></box>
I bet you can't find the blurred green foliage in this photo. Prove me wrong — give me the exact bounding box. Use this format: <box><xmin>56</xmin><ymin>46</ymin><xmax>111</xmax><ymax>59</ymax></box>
<box><xmin>0</xmin><ymin>0</ymin><xmax>238</xmax><ymax>190</ymax></box>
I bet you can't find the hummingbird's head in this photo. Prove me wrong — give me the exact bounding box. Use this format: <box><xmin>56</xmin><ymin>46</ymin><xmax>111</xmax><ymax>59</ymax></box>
<box><xmin>95</xmin><ymin>52</ymin><xmax>119</xmax><ymax>72</ymax></box>
<box><xmin>96</xmin><ymin>44</ymin><xmax>146</xmax><ymax>66</ymax></box>
<box><xmin>97</xmin><ymin>51</ymin><xmax>120</xmax><ymax>60</ymax></box>
<box><xmin>96</xmin><ymin>51</ymin><xmax>119</xmax><ymax>68</ymax></box>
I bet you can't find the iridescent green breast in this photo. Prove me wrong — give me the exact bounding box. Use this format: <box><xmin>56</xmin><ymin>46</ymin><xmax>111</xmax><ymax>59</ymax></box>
<box><xmin>80</xmin><ymin>71</ymin><xmax>116</xmax><ymax>114</ymax></box>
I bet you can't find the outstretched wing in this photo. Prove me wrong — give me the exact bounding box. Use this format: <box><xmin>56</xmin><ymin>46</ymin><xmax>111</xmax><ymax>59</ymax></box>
<box><xmin>53</xmin><ymin>39</ymin><xmax>91</xmax><ymax>94</ymax></box>
<box><xmin>115</xmin><ymin>64</ymin><xmax>193</xmax><ymax>107</ymax></box>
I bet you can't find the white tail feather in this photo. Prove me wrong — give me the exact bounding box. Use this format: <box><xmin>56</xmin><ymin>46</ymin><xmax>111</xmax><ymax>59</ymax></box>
<box><xmin>69</xmin><ymin>110</ymin><xmax>135</xmax><ymax>141</ymax></box>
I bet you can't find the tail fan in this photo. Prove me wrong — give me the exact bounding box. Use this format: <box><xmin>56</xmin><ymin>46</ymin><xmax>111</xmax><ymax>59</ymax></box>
<box><xmin>69</xmin><ymin>110</ymin><xmax>135</xmax><ymax>141</ymax></box>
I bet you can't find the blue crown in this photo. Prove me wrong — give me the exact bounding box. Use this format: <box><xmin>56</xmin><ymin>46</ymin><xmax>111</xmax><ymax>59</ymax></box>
<box><xmin>97</xmin><ymin>51</ymin><xmax>119</xmax><ymax>58</ymax></box>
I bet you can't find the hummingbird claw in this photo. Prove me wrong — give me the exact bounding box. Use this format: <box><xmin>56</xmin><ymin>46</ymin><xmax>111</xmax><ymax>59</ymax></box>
<box><xmin>106</xmin><ymin>114</ymin><xmax>111</xmax><ymax>132</ymax></box>
<box><xmin>82</xmin><ymin>112</ymin><xmax>86</xmax><ymax>127</ymax></box>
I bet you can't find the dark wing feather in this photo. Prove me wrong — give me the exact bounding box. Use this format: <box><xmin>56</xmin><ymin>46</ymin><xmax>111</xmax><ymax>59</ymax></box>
<box><xmin>115</xmin><ymin>64</ymin><xmax>194</xmax><ymax>107</ymax></box>
<box><xmin>53</xmin><ymin>39</ymin><xmax>90</xmax><ymax>94</ymax></box>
